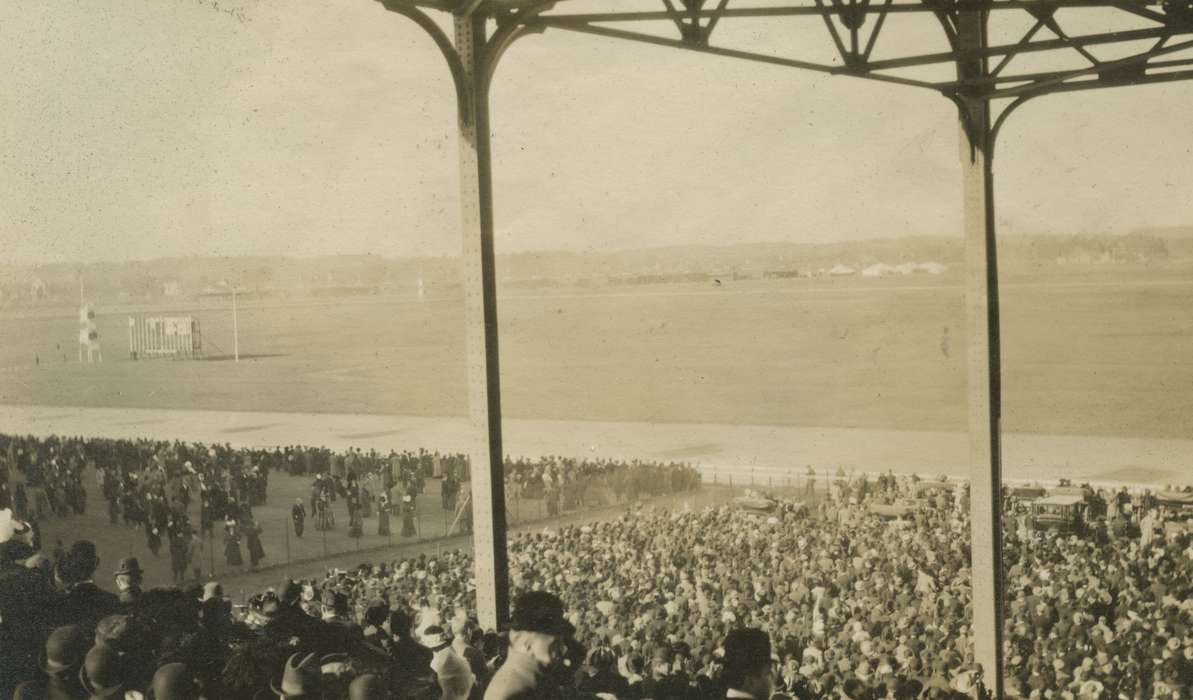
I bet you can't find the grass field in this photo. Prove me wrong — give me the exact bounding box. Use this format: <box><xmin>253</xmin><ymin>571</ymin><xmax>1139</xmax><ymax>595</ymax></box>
<box><xmin>2</xmin><ymin>268</ymin><xmax>1191</xmax><ymax>440</ymax></box>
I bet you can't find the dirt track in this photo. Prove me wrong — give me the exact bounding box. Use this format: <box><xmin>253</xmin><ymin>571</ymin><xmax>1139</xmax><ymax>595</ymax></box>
<box><xmin>3</xmin><ymin>403</ymin><xmax>1190</xmax><ymax>487</ymax></box>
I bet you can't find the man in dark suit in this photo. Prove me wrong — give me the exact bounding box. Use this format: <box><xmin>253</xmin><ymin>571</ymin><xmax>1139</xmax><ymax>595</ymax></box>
<box><xmin>52</xmin><ymin>540</ymin><xmax>120</xmax><ymax>635</ymax></box>
<box><xmin>113</xmin><ymin>556</ymin><xmax>144</xmax><ymax>608</ymax></box>
<box><xmin>0</xmin><ymin>536</ymin><xmax>57</xmax><ymax>699</ymax></box>
<box><xmin>484</xmin><ymin>591</ymin><xmax>573</xmax><ymax>700</ymax></box>
<box><xmin>721</xmin><ymin>628</ymin><xmax>773</xmax><ymax>700</ymax></box>
<box><xmin>261</xmin><ymin>580</ymin><xmax>328</xmax><ymax>655</ymax></box>
<box><xmin>388</xmin><ymin>608</ymin><xmax>438</xmax><ymax>699</ymax></box>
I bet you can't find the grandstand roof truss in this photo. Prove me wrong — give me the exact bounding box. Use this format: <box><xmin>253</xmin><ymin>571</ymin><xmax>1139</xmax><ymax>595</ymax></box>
<box><xmin>375</xmin><ymin>1</ymin><xmax>1193</xmax><ymax>694</ymax></box>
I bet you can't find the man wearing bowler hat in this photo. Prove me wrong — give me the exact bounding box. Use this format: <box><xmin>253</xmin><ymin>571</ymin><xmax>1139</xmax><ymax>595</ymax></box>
<box><xmin>113</xmin><ymin>557</ymin><xmax>144</xmax><ymax>607</ymax></box>
<box><xmin>10</xmin><ymin>624</ymin><xmax>90</xmax><ymax>700</ymax></box>
<box><xmin>484</xmin><ymin>590</ymin><xmax>574</xmax><ymax>700</ymax></box>
<box><xmin>53</xmin><ymin>540</ymin><xmax>120</xmax><ymax>635</ymax></box>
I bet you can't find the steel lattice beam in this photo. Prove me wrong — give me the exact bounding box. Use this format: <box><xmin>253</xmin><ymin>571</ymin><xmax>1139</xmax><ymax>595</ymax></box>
<box><xmin>459</xmin><ymin>0</ymin><xmax>1193</xmax><ymax>101</ymax></box>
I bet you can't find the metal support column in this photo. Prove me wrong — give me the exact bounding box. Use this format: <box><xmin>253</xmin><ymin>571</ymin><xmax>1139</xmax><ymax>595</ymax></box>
<box><xmin>955</xmin><ymin>9</ymin><xmax>1005</xmax><ymax>697</ymax></box>
<box><xmin>454</xmin><ymin>11</ymin><xmax>511</xmax><ymax>631</ymax></box>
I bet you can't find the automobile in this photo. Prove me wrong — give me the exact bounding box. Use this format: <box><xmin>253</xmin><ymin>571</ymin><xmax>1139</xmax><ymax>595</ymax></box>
<box><xmin>1156</xmin><ymin>491</ymin><xmax>1193</xmax><ymax>534</ymax></box>
<box><xmin>733</xmin><ymin>489</ymin><xmax>776</xmax><ymax>512</ymax></box>
<box><xmin>1156</xmin><ymin>490</ymin><xmax>1193</xmax><ymax>516</ymax></box>
<box><xmin>913</xmin><ymin>480</ymin><xmax>957</xmax><ymax>498</ymax></box>
<box><xmin>1049</xmin><ymin>484</ymin><xmax>1107</xmax><ymax>519</ymax></box>
<box><xmin>1010</xmin><ymin>485</ymin><xmax>1047</xmax><ymax>502</ymax></box>
<box><xmin>868</xmin><ymin>498</ymin><xmax>921</xmax><ymax>521</ymax></box>
<box><xmin>1030</xmin><ymin>494</ymin><xmax>1088</xmax><ymax>535</ymax></box>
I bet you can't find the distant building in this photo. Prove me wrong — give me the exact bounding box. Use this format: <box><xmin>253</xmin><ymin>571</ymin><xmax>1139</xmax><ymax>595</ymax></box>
<box><xmin>828</xmin><ymin>264</ymin><xmax>857</xmax><ymax>276</ymax></box>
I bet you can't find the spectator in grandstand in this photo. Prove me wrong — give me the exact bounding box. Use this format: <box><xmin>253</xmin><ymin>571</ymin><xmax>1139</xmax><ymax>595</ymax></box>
<box><xmin>149</xmin><ymin>662</ymin><xmax>203</xmax><ymax>700</ymax></box>
<box><xmin>53</xmin><ymin>540</ymin><xmax>120</xmax><ymax>636</ymax></box>
<box><xmin>10</xmin><ymin>624</ymin><xmax>91</xmax><ymax>700</ymax></box>
<box><xmin>577</xmin><ymin>645</ymin><xmax>628</xmax><ymax>698</ymax></box>
<box><xmin>423</xmin><ymin>624</ymin><xmax>475</xmax><ymax>700</ymax></box>
<box><xmin>1</xmin><ymin>516</ymin><xmax>56</xmax><ymax>699</ymax></box>
<box><xmin>451</xmin><ymin>616</ymin><xmax>490</xmax><ymax>698</ymax></box>
<box><xmin>485</xmin><ymin>590</ymin><xmax>573</xmax><ymax>700</ymax></box>
<box><xmin>720</xmin><ymin>628</ymin><xmax>773</xmax><ymax>700</ymax></box>
<box><xmin>386</xmin><ymin>607</ymin><xmax>437</xmax><ymax>698</ymax></box>
<box><xmin>271</xmin><ymin>651</ymin><xmax>322</xmax><ymax>699</ymax></box>
<box><xmin>113</xmin><ymin>556</ymin><xmax>145</xmax><ymax>607</ymax></box>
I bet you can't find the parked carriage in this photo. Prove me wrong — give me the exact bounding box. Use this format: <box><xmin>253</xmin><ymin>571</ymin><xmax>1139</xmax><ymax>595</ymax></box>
<box><xmin>1030</xmin><ymin>494</ymin><xmax>1088</xmax><ymax>535</ymax></box>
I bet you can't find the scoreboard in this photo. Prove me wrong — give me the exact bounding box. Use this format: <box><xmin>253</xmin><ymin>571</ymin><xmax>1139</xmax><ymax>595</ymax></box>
<box><xmin>128</xmin><ymin>316</ymin><xmax>203</xmax><ymax>360</ymax></box>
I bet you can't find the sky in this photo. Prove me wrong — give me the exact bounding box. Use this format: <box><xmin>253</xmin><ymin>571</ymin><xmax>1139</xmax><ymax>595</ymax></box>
<box><xmin>1</xmin><ymin>0</ymin><xmax>1190</xmax><ymax>265</ymax></box>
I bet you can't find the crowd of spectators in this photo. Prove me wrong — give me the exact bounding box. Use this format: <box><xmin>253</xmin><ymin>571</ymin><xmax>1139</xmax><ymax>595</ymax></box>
<box><xmin>0</xmin><ymin>434</ymin><xmax>700</xmax><ymax>566</ymax></box>
<box><xmin>2</xmin><ymin>461</ymin><xmax>1190</xmax><ymax>699</ymax></box>
<box><xmin>1</xmin><ymin>435</ymin><xmax>700</xmax><ymax>531</ymax></box>
<box><xmin>505</xmin><ymin>458</ymin><xmax>700</xmax><ymax>517</ymax></box>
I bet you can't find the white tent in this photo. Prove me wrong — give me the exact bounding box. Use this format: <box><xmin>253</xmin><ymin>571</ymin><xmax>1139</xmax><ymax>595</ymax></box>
<box><xmin>862</xmin><ymin>263</ymin><xmax>896</xmax><ymax>277</ymax></box>
<box><xmin>828</xmin><ymin>264</ymin><xmax>857</xmax><ymax>276</ymax></box>
<box><xmin>917</xmin><ymin>261</ymin><xmax>948</xmax><ymax>275</ymax></box>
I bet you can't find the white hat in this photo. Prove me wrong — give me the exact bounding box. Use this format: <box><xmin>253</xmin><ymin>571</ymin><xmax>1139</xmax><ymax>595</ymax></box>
<box><xmin>420</xmin><ymin>625</ymin><xmax>448</xmax><ymax>648</ymax></box>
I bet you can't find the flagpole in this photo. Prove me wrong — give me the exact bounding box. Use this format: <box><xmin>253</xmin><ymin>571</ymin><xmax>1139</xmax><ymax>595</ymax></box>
<box><xmin>232</xmin><ymin>286</ymin><xmax>239</xmax><ymax>363</ymax></box>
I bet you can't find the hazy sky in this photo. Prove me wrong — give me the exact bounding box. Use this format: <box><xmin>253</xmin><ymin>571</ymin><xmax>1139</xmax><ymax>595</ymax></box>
<box><xmin>2</xmin><ymin>0</ymin><xmax>1190</xmax><ymax>265</ymax></box>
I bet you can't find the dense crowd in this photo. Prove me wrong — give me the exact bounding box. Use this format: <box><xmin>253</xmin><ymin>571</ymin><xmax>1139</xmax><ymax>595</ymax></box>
<box><xmin>3</xmin><ymin>460</ymin><xmax>1190</xmax><ymax>699</ymax></box>
<box><xmin>0</xmin><ymin>433</ymin><xmax>701</xmax><ymax>581</ymax></box>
